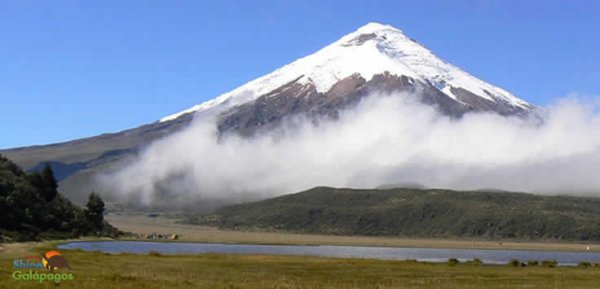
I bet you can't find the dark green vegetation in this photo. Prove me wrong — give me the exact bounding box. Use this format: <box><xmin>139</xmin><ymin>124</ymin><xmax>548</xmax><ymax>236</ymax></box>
<box><xmin>1</xmin><ymin>242</ymin><xmax>599</xmax><ymax>289</ymax></box>
<box><xmin>187</xmin><ymin>186</ymin><xmax>600</xmax><ymax>241</ymax></box>
<box><xmin>0</xmin><ymin>154</ymin><xmax>119</xmax><ymax>242</ymax></box>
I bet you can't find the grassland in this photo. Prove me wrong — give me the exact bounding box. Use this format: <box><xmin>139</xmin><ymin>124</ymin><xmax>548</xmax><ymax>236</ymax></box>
<box><xmin>1</xmin><ymin>240</ymin><xmax>600</xmax><ymax>289</ymax></box>
<box><xmin>106</xmin><ymin>214</ymin><xmax>599</xmax><ymax>252</ymax></box>
<box><xmin>2</xmin><ymin>214</ymin><xmax>600</xmax><ymax>289</ymax></box>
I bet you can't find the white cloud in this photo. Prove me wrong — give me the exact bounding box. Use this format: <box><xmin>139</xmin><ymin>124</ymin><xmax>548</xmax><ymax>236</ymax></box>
<box><xmin>102</xmin><ymin>93</ymin><xmax>600</xmax><ymax>206</ymax></box>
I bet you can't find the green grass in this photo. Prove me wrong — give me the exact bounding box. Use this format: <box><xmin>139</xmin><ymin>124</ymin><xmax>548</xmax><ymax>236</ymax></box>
<box><xmin>1</xmin><ymin>242</ymin><xmax>600</xmax><ymax>289</ymax></box>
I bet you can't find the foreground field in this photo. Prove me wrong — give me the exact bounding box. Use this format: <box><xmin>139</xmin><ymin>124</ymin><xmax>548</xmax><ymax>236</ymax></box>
<box><xmin>1</xmin><ymin>242</ymin><xmax>600</xmax><ymax>289</ymax></box>
<box><xmin>106</xmin><ymin>214</ymin><xmax>599</xmax><ymax>252</ymax></box>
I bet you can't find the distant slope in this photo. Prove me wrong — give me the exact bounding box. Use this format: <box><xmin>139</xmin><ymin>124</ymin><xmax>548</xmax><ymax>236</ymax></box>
<box><xmin>188</xmin><ymin>187</ymin><xmax>600</xmax><ymax>241</ymax></box>
<box><xmin>0</xmin><ymin>113</ymin><xmax>193</xmax><ymax>169</ymax></box>
<box><xmin>0</xmin><ymin>113</ymin><xmax>194</xmax><ymax>202</ymax></box>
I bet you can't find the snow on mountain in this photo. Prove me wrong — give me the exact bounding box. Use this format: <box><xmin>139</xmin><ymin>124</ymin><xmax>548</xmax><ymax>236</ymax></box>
<box><xmin>160</xmin><ymin>22</ymin><xmax>531</xmax><ymax>123</ymax></box>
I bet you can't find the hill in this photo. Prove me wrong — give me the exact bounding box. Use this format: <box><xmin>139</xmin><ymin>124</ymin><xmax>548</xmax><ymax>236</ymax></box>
<box><xmin>186</xmin><ymin>187</ymin><xmax>600</xmax><ymax>241</ymax></box>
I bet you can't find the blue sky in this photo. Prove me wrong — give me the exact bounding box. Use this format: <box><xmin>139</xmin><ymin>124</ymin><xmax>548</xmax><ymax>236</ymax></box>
<box><xmin>0</xmin><ymin>0</ymin><xmax>598</xmax><ymax>149</ymax></box>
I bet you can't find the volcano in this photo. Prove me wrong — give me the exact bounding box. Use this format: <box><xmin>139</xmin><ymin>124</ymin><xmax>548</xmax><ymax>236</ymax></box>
<box><xmin>0</xmin><ymin>22</ymin><xmax>533</xmax><ymax>203</ymax></box>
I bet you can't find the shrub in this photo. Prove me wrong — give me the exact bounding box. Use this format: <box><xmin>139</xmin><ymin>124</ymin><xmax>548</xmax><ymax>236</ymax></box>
<box><xmin>448</xmin><ymin>258</ymin><xmax>460</xmax><ymax>266</ymax></box>
<box><xmin>541</xmin><ymin>260</ymin><xmax>557</xmax><ymax>268</ymax></box>
<box><xmin>578</xmin><ymin>261</ymin><xmax>592</xmax><ymax>268</ymax></box>
<box><xmin>527</xmin><ymin>260</ymin><xmax>539</xmax><ymax>266</ymax></box>
<box><xmin>470</xmin><ymin>258</ymin><xmax>483</xmax><ymax>266</ymax></box>
<box><xmin>508</xmin><ymin>259</ymin><xmax>520</xmax><ymax>267</ymax></box>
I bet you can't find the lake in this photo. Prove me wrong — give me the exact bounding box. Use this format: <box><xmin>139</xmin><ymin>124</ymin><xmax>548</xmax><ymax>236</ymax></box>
<box><xmin>58</xmin><ymin>241</ymin><xmax>600</xmax><ymax>266</ymax></box>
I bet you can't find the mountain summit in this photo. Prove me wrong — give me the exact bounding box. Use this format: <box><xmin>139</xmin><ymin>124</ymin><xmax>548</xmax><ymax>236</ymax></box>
<box><xmin>161</xmin><ymin>22</ymin><xmax>532</xmax><ymax>128</ymax></box>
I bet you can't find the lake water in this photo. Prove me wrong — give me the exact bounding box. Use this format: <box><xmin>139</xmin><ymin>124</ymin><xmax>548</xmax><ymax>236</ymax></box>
<box><xmin>58</xmin><ymin>241</ymin><xmax>600</xmax><ymax>266</ymax></box>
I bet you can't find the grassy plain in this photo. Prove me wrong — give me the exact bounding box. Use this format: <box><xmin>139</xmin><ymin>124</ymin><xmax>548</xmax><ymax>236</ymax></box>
<box><xmin>1</xmin><ymin>241</ymin><xmax>600</xmax><ymax>289</ymax></box>
<box><xmin>106</xmin><ymin>214</ymin><xmax>600</xmax><ymax>252</ymax></box>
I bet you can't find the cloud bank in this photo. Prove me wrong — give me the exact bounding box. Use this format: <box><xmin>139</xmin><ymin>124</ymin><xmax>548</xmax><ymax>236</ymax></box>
<box><xmin>103</xmin><ymin>93</ymin><xmax>600</xmax><ymax>206</ymax></box>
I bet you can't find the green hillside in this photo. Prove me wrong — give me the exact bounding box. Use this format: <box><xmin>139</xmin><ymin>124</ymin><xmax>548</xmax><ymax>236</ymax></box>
<box><xmin>187</xmin><ymin>187</ymin><xmax>600</xmax><ymax>241</ymax></box>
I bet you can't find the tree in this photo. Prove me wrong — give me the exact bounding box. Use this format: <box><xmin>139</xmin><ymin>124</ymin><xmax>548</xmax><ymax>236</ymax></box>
<box><xmin>41</xmin><ymin>164</ymin><xmax>58</xmax><ymax>202</ymax></box>
<box><xmin>84</xmin><ymin>192</ymin><xmax>105</xmax><ymax>229</ymax></box>
<box><xmin>28</xmin><ymin>163</ymin><xmax>58</xmax><ymax>202</ymax></box>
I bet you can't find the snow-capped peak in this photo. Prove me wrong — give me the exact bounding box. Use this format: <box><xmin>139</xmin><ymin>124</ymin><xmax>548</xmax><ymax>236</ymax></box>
<box><xmin>352</xmin><ymin>22</ymin><xmax>401</xmax><ymax>34</ymax></box>
<box><xmin>160</xmin><ymin>22</ymin><xmax>530</xmax><ymax>122</ymax></box>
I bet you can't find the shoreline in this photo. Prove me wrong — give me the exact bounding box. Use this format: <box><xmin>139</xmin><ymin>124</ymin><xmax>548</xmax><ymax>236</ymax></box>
<box><xmin>105</xmin><ymin>214</ymin><xmax>599</xmax><ymax>252</ymax></box>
